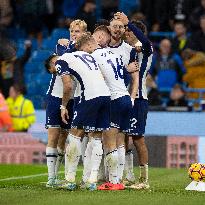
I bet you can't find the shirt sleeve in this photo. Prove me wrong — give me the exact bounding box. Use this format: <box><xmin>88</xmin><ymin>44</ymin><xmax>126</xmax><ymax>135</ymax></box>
<box><xmin>55</xmin><ymin>59</ymin><xmax>71</xmax><ymax>76</ymax></box>
<box><xmin>129</xmin><ymin>48</ymin><xmax>138</xmax><ymax>64</ymax></box>
<box><xmin>127</xmin><ymin>22</ymin><xmax>153</xmax><ymax>56</ymax></box>
<box><xmin>55</xmin><ymin>42</ymin><xmax>76</xmax><ymax>55</ymax></box>
<box><xmin>149</xmin><ymin>54</ymin><xmax>157</xmax><ymax>76</ymax></box>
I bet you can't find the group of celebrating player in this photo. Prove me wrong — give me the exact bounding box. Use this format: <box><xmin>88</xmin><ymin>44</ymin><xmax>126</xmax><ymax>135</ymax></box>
<box><xmin>44</xmin><ymin>12</ymin><xmax>153</xmax><ymax>191</ymax></box>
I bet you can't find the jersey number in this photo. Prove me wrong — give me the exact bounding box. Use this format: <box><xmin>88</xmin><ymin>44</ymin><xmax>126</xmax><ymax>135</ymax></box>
<box><xmin>130</xmin><ymin>118</ymin><xmax>137</xmax><ymax>128</ymax></box>
<box><xmin>107</xmin><ymin>58</ymin><xmax>124</xmax><ymax>80</ymax></box>
<box><xmin>74</xmin><ymin>54</ymin><xmax>98</xmax><ymax>70</ymax></box>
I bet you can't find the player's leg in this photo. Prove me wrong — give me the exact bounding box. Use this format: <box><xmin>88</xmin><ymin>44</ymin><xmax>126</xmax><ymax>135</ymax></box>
<box><xmin>98</xmin><ymin>153</ymin><xmax>107</xmax><ymax>182</ymax></box>
<box><xmin>98</xmin><ymin>97</ymin><xmax>125</xmax><ymax>190</ymax></box>
<box><xmin>116</xmin><ymin>95</ymin><xmax>132</xmax><ymax>182</ymax></box>
<box><xmin>82</xmin><ymin>135</ymin><xmax>92</xmax><ymax>186</ymax></box>
<box><xmin>83</xmin><ymin>96</ymin><xmax>109</xmax><ymax>190</ymax></box>
<box><xmin>64</xmin><ymin>128</ymin><xmax>84</xmax><ymax>189</ymax></box>
<box><xmin>132</xmin><ymin>135</ymin><xmax>149</xmax><ymax>183</ymax></box>
<box><xmin>116</xmin><ymin>132</ymin><xmax>125</xmax><ymax>182</ymax></box>
<box><xmin>46</xmin><ymin>128</ymin><xmax>60</xmax><ymax>187</ymax></box>
<box><xmin>64</xmin><ymin>98</ymin><xmax>99</xmax><ymax>190</ymax></box>
<box><xmin>124</xmin><ymin>135</ymin><xmax>135</xmax><ymax>184</ymax></box>
<box><xmin>54</xmin><ymin>129</ymin><xmax>68</xmax><ymax>181</ymax></box>
<box><xmin>129</xmin><ymin>99</ymin><xmax>149</xmax><ymax>189</ymax></box>
<box><xmin>86</xmin><ymin>132</ymin><xmax>103</xmax><ymax>190</ymax></box>
<box><xmin>45</xmin><ymin>97</ymin><xmax>62</xmax><ymax>187</ymax></box>
<box><xmin>98</xmin><ymin>134</ymin><xmax>109</xmax><ymax>183</ymax></box>
<box><xmin>102</xmin><ymin>128</ymin><xmax>119</xmax><ymax>185</ymax></box>
<box><xmin>81</xmin><ymin>134</ymin><xmax>89</xmax><ymax>163</ymax></box>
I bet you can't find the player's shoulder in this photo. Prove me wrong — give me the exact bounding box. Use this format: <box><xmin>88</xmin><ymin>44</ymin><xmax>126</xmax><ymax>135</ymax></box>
<box><xmin>121</xmin><ymin>41</ymin><xmax>134</xmax><ymax>50</ymax></box>
<box><xmin>93</xmin><ymin>47</ymin><xmax>118</xmax><ymax>60</ymax></box>
<box><xmin>92</xmin><ymin>47</ymin><xmax>109</xmax><ymax>56</ymax></box>
<box><xmin>109</xmin><ymin>40</ymin><xmax>133</xmax><ymax>51</ymax></box>
<box><xmin>57</xmin><ymin>50</ymin><xmax>86</xmax><ymax>61</ymax></box>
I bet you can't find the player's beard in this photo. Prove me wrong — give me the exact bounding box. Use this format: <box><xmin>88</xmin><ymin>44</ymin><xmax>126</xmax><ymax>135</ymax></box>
<box><xmin>111</xmin><ymin>31</ymin><xmax>123</xmax><ymax>42</ymax></box>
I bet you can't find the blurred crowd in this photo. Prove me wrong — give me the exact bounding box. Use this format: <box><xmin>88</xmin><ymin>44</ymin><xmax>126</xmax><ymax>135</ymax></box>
<box><xmin>0</xmin><ymin>0</ymin><xmax>205</xmax><ymax>120</ymax></box>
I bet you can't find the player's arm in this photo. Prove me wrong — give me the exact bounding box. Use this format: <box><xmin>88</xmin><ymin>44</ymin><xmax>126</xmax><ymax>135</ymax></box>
<box><xmin>129</xmin><ymin>71</ymin><xmax>139</xmax><ymax>104</ymax></box>
<box><xmin>115</xmin><ymin>12</ymin><xmax>152</xmax><ymax>55</ymax></box>
<box><xmin>61</xmin><ymin>74</ymin><xmax>73</xmax><ymax>124</ymax></box>
<box><xmin>61</xmin><ymin>75</ymin><xmax>73</xmax><ymax>108</ymax></box>
<box><xmin>55</xmin><ymin>39</ymin><xmax>74</xmax><ymax>56</ymax></box>
<box><xmin>126</xmin><ymin>61</ymin><xmax>139</xmax><ymax>73</ymax></box>
<box><xmin>55</xmin><ymin>58</ymin><xmax>73</xmax><ymax>124</ymax></box>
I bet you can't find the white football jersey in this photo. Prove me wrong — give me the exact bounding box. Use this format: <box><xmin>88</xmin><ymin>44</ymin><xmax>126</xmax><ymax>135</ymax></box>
<box><xmin>108</xmin><ymin>41</ymin><xmax>136</xmax><ymax>67</ymax></box>
<box><xmin>46</xmin><ymin>74</ymin><xmax>76</xmax><ymax>99</ymax></box>
<box><xmin>46</xmin><ymin>74</ymin><xmax>63</xmax><ymax>98</ymax></box>
<box><xmin>137</xmin><ymin>51</ymin><xmax>153</xmax><ymax>100</ymax></box>
<box><xmin>56</xmin><ymin>51</ymin><xmax>110</xmax><ymax>101</ymax></box>
<box><xmin>92</xmin><ymin>48</ymin><xmax>129</xmax><ymax>100</ymax></box>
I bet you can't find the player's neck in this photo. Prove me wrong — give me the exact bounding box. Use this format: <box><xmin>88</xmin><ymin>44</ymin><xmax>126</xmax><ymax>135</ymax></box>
<box><xmin>109</xmin><ymin>37</ymin><xmax>122</xmax><ymax>47</ymax></box>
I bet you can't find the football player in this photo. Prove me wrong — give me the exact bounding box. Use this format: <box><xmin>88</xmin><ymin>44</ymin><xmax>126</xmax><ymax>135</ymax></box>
<box><xmin>115</xmin><ymin>12</ymin><xmax>153</xmax><ymax>189</ymax></box>
<box><xmin>57</xmin><ymin>49</ymin><xmax>111</xmax><ymax>191</ymax></box>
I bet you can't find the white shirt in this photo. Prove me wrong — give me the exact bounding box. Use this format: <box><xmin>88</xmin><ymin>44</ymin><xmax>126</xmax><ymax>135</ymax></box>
<box><xmin>92</xmin><ymin>48</ymin><xmax>129</xmax><ymax>100</ymax></box>
<box><xmin>56</xmin><ymin>51</ymin><xmax>110</xmax><ymax>101</ymax></box>
<box><xmin>46</xmin><ymin>74</ymin><xmax>63</xmax><ymax>98</ymax></box>
<box><xmin>46</xmin><ymin>74</ymin><xmax>76</xmax><ymax>99</ymax></box>
<box><xmin>108</xmin><ymin>40</ymin><xmax>136</xmax><ymax>67</ymax></box>
<box><xmin>137</xmin><ymin>52</ymin><xmax>153</xmax><ymax>99</ymax></box>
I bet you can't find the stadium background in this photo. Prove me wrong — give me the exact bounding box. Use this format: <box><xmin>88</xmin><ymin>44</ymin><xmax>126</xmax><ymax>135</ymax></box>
<box><xmin>0</xmin><ymin>0</ymin><xmax>205</xmax><ymax>167</ymax></box>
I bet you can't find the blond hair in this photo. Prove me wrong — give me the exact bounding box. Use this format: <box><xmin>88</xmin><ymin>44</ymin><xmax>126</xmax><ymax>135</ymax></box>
<box><xmin>70</xmin><ymin>19</ymin><xmax>87</xmax><ymax>31</ymax></box>
<box><xmin>75</xmin><ymin>32</ymin><xmax>93</xmax><ymax>50</ymax></box>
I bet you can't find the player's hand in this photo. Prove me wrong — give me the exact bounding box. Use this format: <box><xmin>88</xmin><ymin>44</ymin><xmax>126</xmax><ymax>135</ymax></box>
<box><xmin>61</xmin><ymin>108</ymin><xmax>69</xmax><ymax>124</ymax></box>
<box><xmin>114</xmin><ymin>12</ymin><xmax>129</xmax><ymax>25</ymax></box>
<box><xmin>134</xmin><ymin>41</ymin><xmax>142</xmax><ymax>53</ymax></box>
<box><xmin>127</xmin><ymin>61</ymin><xmax>139</xmax><ymax>73</ymax></box>
<box><xmin>58</xmin><ymin>38</ymin><xmax>69</xmax><ymax>46</ymax></box>
<box><xmin>135</xmin><ymin>46</ymin><xmax>142</xmax><ymax>53</ymax></box>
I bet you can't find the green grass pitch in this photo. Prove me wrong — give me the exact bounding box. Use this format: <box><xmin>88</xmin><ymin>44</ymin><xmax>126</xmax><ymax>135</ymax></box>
<box><xmin>0</xmin><ymin>164</ymin><xmax>205</xmax><ymax>205</ymax></box>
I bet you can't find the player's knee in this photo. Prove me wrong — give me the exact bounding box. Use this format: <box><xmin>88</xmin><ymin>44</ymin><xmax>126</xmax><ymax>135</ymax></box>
<box><xmin>70</xmin><ymin>128</ymin><xmax>84</xmax><ymax>137</ymax></box>
<box><xmin>47</xmin><ymin>128</ymin><xmax>60</xmax><ymax>147</ymax></box>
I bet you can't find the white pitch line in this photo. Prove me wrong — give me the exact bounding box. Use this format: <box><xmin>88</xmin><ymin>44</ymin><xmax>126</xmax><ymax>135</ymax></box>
<box><xmin>0</xmin><ymin>169</ymin><xmax>83</xmax><ymax>182</ymax></box>
<box><xmin>0</xmin><ymin>171</ymin><xmax>64</xmax><ymax>182</ymax></box>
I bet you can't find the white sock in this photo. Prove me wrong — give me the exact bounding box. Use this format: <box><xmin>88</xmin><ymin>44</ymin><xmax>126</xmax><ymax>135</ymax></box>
<box><xmin>55</xmin><ymin>147</ymin><xmax>65</xmax><ymax>178</ymax></box>
<box><xmin>103</xmin><ymin>148</ymin><xmax>109</xmax><ymax>181</ymax></box>
<box><xmin>89</xmin><ymin>138</ymin><xmax>103</xmax><ymax>183</ymax></box>
<box><xmin>65</xmin><ymin>134</ymin><xmax>81</xmax><ymax>182</ymax></box>
<box><xmin>98</xmin><ymin>155</ymin><xmax>105</xmax><ymax>181</ymax></box>
<box><xmin>125</xmin><ymin>149</ymin><xmax>135</xmax><ymax>181</ymax></box>
<box><xmin>106</xmin><ymin>149</ymin><xmax>119</xmax><ymax>184</ymax></box>
<box><xmin>46</xmin><ymin>147</ymin><xmax>58</xmax><ymax>180</ymax></box>
<box><xmin>81</xmin><ymin>135</ymin><xmax>89</xmax><ymax>163</ymax></box>
<box><xmin>82</xmin><ymin>140</ymin><xmax>92</xmax><ymax>183</ymax></box>
<box><xmin>117</xmin><ymin>145</ymin><xmax>125</xmax><ymax>181</ymax></box>
<box><xmin>139</xmin><ymin>164</ymin><xmax>149</xmax><ymax>182</ymax></box>
<box><xmin>64</xmin><ymin>144</ymin><xmax>69</xmax><ymax>178</ymax></box>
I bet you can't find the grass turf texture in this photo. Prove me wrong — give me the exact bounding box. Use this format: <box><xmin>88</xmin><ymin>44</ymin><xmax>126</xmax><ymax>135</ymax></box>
<box><xmin>0</xmin><ymin>165</ymin><xmax>205</xmax><ymax>205</ymax></box>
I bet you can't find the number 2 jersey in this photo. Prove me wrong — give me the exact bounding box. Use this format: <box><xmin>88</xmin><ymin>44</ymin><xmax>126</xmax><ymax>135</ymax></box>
<box><xmin>92</xmin><ymin>47</ymin><xmax>129</xmax><ymax>100</ymax></box>
<box><xmin>55</xmin><ymin>51</ymin><xmax>110</xmax><ymax>101</ymax></box>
